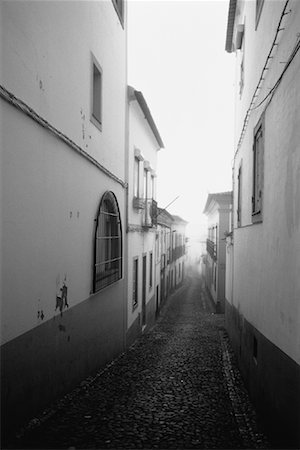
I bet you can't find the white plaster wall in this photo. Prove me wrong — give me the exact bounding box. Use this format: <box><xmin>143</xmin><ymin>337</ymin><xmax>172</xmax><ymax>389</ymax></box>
<box><xmin>1</xmin><ymin>102</ymin><xmax>125</xmax><ymax>345</ymax></box>
<box><xmin>0</xmin><ymin>0</ymin><xmax>127</xmax><ymax>345</ymax></box>
<box><xmin>0</xmin><ymin>0</ymin><xmax>126</xmax><ymax>180</ymax></box>
<box><xmin>233</xmin><ymin>0</ymin><xmax>299</xmax><ymax>148</ymax></box>
<box><xmin>217</xmin><ymin>209</ymin><xmax>230</xmax><ymax>301</ymax></box>
<box><xmin>127</xmin><ymin>230</ymin><xmax>156</xmax><ymax>329</ymax></box>
<box><xmin>127</xmin><ymin>98</ymin><xmax>159</xmax><ymax>227</ymax></box>
<box><xmin>126</xmin><ymin>94</ymin><xmax>160</xmax><ymax>330</ymax></box>
<box><xmin>231</xmin><ymin>1</ymin><xmax>300</xmax><ymax>363</ymax></box>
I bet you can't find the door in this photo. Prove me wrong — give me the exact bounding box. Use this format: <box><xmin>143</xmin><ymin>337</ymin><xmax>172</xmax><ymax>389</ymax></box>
<box><xmin>142</xmin><ymin>255</ymin><xmax>147</xmax><ymax>326</ymax></box>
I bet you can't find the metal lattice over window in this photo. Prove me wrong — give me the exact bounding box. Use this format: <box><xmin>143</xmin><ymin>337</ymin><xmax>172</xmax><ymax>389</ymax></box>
<box><xmin>93</xmin><ymin>191</ymin><xmax>122</xmax><ymax>292</ymax></box>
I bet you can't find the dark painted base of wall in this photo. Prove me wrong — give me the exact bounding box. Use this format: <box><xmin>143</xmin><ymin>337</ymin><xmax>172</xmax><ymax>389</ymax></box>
<box><xmin>126</xmin><ymin>294</ymin><xmax>156</xmax><ymax>349</ymax></box>
<box><xmin>205</xmin><ymin>287</ymin><xmax>223</xmax><ymax>313</ymax></box>
<box><xmin>225</xmin><ymin>299</ymin><xmax>300</xmax><ymax>448</ymax></box>
<box><xmin>126</xmin><ymin>313</ymin><xmax>142</xmax><ymax>348</ymax></box>
<box><xmin>1</xmin><ymin>285</ymin><xmax>125</xmax><ymax>445</ymax></box>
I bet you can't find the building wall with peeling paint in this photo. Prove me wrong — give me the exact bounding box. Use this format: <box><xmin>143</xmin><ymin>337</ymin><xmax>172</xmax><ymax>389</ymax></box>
<box><xmin>225</xmin><ymin>0</ymin><xmax>300</xmax><ymax>445</ymax></box>
<box><xmin>0</xmin><ymin>0</ymin><xmax>127</xmax><ymax>438</ymax></box>
<box><xmin>0</xmin><ymin>1</ymin><xmax>126</xmax><ymax>181</ymax></box>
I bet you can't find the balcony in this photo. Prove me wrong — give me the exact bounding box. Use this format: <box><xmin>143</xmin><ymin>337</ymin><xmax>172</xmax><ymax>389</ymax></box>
<box><xmin>142</xmin><ymin>199</ymin><xmax>157</xmax><ymax>228</ymax></box>
<box><xmin>206</xmin><ymin>239</ymin><xmax>217</xmax><ymax>261</ymax></box>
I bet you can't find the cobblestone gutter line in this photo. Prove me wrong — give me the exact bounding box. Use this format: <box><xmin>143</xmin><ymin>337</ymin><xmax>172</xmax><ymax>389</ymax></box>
<box><xmin>15</xmin><ymin>352</ymin><xmax>126</xmax><ymax>440</ymax></box>
<box><xmin>219</xmin><ymin>330</ymin><xmax>270</xmax><ymax>449</ymax></box>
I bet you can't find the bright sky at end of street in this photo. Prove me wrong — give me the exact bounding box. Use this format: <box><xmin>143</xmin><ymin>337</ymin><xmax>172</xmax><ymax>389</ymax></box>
<box><xmin>128</xmin><ymin>0</ymin><xmax>236</xmax><ymax>237</ymax></box>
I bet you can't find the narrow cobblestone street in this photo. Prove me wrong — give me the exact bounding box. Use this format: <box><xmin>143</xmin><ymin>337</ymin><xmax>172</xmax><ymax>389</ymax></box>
<box><xmin>11</xmin><ymin>265</ymin><xmax>269</xmax><ymax>450</ymax></box>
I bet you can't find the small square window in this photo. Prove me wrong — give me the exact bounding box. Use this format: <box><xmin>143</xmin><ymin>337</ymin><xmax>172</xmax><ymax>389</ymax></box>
<box><xmin>91</xmin><ymin>56</ymin><xmax>102</xmax><ymax>130</ymax></box>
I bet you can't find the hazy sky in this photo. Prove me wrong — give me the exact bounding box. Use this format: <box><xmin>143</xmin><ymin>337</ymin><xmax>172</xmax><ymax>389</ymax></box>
<box><xmin>128</xmin><ymin>0</ymin><xmax>235</xmax><ymax>234</ymax></box>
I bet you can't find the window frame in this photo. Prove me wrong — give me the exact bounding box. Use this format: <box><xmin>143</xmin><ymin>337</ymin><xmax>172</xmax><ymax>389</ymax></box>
<box><xmin>143</xmin><ymin>168</ymin><xmax>148</xmax><ymax>200</ymax></box>
<box><xmin>91</xmin><ymin>54</ymin><xmax>103</xmax><ymax>131</ymax></box>
<box><xmin>134</xmin><ymin>157</ymin><xmax>140</xmax><ymax>198</ymax></box>
<box><xmin>252</xmin><ymin>116</ymin><xmax>264</xmax><ymax>223</ymax></box>
<box><xmin>93</xmin><ymin>191</ymin><xmax>122</xmax><ymax>293</ymax></box>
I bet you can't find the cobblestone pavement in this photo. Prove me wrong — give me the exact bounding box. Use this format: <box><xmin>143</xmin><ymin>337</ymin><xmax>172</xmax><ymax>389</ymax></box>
<box><xmin>10</xmin><ymin>265</ymin><xmax>270</xmax><ymax>450</ymax></box>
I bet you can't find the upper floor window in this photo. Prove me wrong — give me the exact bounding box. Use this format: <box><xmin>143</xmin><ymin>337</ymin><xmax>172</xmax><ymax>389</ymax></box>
<box><xmin>252</xmin><ymin>117</ymin><xmax>264</xmax><ymax>222</ymax></box>
<box><xmin>93</xmin><ymin>191</ymin><xmax>122</xmax><ymax>292</ymax></box>
<box><xmin>151</xmin><ymin>175</ymin><xmax>155</xmax><ymax>200</ymax></box>
<box><xmin>255</xmin><ymin>0</ymin><xmax>264</xmax><ymax>29</ymax></box>
<box><xmin>143</xmin><ymin>169</ymin><xmax>148</xmax><ymax>199</ymax></box>
<box><xmin>134</xmin><ymin>157</ymin><xmax>140</xmax><ymax>198</ymax></box>
<box><xmin>91</xmin><ymin>55</ymin><xmax>102</xmax><ymax>131</ymax></box>
<box><xmin>112</xmin><ymin>0</ymin><xmax>124</xmax><ymax>26</ymax></box>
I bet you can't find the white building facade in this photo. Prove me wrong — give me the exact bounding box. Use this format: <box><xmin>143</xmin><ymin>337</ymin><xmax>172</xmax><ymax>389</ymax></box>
<box><xmin>203</xmin><ymin>192</ymin><xmax>232</xmax><ymax>313</ymax></box>
<box><xmin>0</xmin><ymin>0</ymin><xmax>127</xmax><ymax>437</ymax></box>
<box><xmin>170</xmin><ymin>216</ymin><xmax>188</xmax><ymax>291</ymax></box>
<box><xmin>225</xmin><ymin>0</ymin><xmax>300</xmax><ymax>446</ymax></box>
<box><xmin>126</xmin><ymin>87</ymin><xmax>164</xmax><ymax>346</ymax></box>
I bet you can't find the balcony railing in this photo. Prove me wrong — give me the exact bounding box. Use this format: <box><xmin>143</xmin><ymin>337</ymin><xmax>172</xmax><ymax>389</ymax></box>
<box><xmin>143</xmin><ymin>199</ymin><xmax>157</xmax><ymax>228</ymax></box>
<box><xmin>206</xmin><ymin>238</ymin><xmax>217</xmax><ymax>261</ymax></box>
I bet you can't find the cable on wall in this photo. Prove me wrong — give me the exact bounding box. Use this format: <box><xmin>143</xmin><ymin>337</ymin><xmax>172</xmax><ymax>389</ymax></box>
<box><xmin>0</xmin><ymin>84</ymin><xmax>127</xmax><ymax>189</ymax></box>
<box><xmin>234</xmin><ymin>0</ymin><xmax>291</xmax><ymax>159</ymax></box>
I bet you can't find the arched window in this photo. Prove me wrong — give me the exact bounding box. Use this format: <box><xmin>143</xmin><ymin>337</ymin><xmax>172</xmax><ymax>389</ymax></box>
<box><xmin>93</xmin><ymin>191</ymin><xmax>122</xmax><ymax>292</ymax></box>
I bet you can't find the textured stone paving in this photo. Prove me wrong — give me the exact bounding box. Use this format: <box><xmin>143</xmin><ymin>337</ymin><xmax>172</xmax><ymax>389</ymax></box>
<box><xmin>10</xmin><ymin>265</ymin><xmax>269</xmax><ymax>449</ymax></box>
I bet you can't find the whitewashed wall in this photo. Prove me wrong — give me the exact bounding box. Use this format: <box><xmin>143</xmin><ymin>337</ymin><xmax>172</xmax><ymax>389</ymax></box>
<box><xmin>232</xmin><ymin>0</ymin><xmax>300</xmax><ymax>364</ymax></box>
<box><xmin>0</xmin><ymin>1</ymin><xmax>126</xmax><ymax>179</ymax></box>
<box><xmin>127</xmin><ymin>95</ymin><xmax>160</xmax><ymax>330</ymax></box>
<box><xmin>0</xmin><ymin>1</ymin><xmax>127</xmax><ymax>345</ymax></box>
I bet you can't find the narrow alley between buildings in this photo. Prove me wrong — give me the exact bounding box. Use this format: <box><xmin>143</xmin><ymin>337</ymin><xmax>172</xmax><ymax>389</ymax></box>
<box><xmin>10</xmin><ymin>265</ymin><xmax>269</xmax><ymax>450</ymax></box>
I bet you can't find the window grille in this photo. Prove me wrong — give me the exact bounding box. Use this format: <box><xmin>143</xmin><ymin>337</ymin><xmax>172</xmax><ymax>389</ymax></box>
<box><xmin>93</xmin><ymin>191</ymin><xmax>122</xmax><ymax>292</ymax></box>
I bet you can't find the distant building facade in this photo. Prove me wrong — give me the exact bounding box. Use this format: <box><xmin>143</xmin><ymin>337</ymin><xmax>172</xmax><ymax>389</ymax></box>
<box><xmin>157</xmin><ymin>208</ymin><xmax>174</xmax><ymax>304</ymax></box>
<box><xmin>225</xmin><ymin>0</ymin><xmax>300</xmax><ymax>446</ymax></box>
<box><xmin>203</xmin><ymin>192</ymin><xmax>232</xmax><ymax>313</ymax></box>
<box><xmin>170</xmin><ymin>215</ymin><xmax>188</xmax><ymax>290</ymax></box>
<box><xmin>126</xmin><ymin>87</ymin><xmax>164</xmax><ymax>346</ymax></box>
<box><xmin>0</xmin><ymin>0</ymin><xmax>127</xmax><ymax>438</ymax></box>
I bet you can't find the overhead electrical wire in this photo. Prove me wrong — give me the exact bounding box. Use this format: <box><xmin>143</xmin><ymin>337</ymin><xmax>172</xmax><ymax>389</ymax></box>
<box><xmin>233</xmin><ymin>0</ymin><xmax>291</xmax><ymax>159</ymax></box>
<box><xmin>250</xmin><ymin>37</ymin><xmax>300</xmax><ymax>111</ymax></box>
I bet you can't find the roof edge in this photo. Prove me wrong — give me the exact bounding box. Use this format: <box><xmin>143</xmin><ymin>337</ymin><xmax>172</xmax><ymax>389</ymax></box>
<box><xmin>129</xmin><ymin>86</ymin><xmax>165</xmax><ymax>149</ymax></box>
